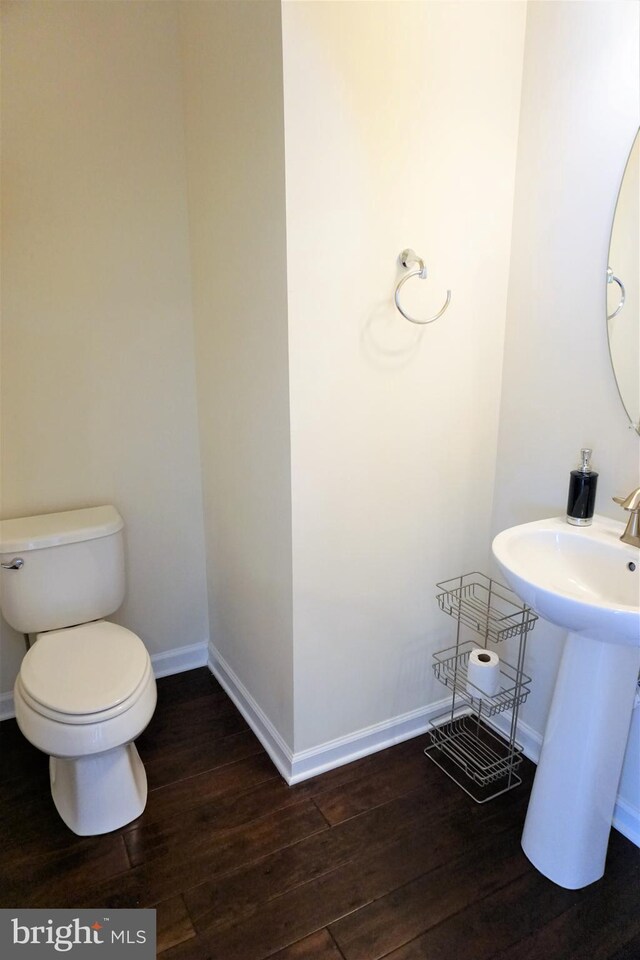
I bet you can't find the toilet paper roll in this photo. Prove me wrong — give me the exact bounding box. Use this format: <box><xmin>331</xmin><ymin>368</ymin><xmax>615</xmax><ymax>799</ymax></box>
<box><xmin>466</xmin><ymin>648</ymin><xmax>500</xmax><ymax>699</ymax></box>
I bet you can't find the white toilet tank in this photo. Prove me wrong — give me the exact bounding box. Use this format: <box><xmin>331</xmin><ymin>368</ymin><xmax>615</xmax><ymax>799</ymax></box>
<box><xmin>0</xmin><ymin>506</ymin><xmax>126</xmax><ymax>635</ymax></box>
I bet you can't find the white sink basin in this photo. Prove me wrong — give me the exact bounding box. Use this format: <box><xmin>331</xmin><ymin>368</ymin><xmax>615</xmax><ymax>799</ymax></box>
<box><xmin>492</xmin><ymin>515</ymin><xmax>640</xmax><ymax>891</ymax></box>
<box><xmin>493</xmin><ymin>515</ymin><xmax>639</xmax><ymax>645</ymax></box>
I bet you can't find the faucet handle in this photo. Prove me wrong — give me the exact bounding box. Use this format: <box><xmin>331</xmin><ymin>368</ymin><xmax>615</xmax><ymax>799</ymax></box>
<box><xmin>613</xmin><ymin>488</ymin><xmax>640</xmax><ymax>511</ymax></box>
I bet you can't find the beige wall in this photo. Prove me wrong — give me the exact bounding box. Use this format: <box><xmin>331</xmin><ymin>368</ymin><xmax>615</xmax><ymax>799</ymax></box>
<box><xmin>179</xmin><ymin>2</ymin><xmax>294</xmax><ymax>746</ymax></box>
<box><xmin>0</xmin><ymin>1</ymin><xmax>209</xmax><ymax>692</ymax></box>
<box><xmin>491</xmin><ymin>0</ymin><xmax>640</xmax><ymax>820</ymax></box>
<box><xmin>282</xmin><ymin>0</ymin><xmax>526</xmax><ymax>752</ymax></box>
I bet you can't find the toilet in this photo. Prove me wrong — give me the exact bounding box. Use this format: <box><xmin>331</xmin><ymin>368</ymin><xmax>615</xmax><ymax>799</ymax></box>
<box><xmin>0</xmin><ymin>505</ymin><xmax>157</xmax><ymax>836</ymax></box>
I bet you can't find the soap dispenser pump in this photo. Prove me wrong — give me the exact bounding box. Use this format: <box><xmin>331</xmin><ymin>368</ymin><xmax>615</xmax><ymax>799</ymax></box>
<box><xmin>566</xmin><ymin>448</ymin><xmax>598</xmax><ymax>526</ymax></box>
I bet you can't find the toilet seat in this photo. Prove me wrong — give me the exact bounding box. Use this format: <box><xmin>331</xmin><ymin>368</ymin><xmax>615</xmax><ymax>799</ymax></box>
<box><xmin>16</xmin><ymin>660</ymin><xmax>152</xmax><ymax>725</ymax></box>
<box><xmin>20</xmin><ymin>620</ymin><xmax>151</xmax><ymax>724</ymax></box>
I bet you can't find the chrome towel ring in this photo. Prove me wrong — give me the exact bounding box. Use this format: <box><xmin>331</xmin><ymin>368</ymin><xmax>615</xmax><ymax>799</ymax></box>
<box><xmin>607</xmin><ymin>266</ymin><xmax>626</xmax><ymax>320</ymax></box>
<box><xmin>394</xmin><ymin>248</ymin><xmax>451</xmax><ymax>325</ymax></box>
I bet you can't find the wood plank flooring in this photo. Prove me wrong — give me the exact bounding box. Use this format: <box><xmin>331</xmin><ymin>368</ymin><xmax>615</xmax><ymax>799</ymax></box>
<box><xmin>1</xmin><ymin>667</ymin><xmax>638</xmax><ymax>959</ymax></box>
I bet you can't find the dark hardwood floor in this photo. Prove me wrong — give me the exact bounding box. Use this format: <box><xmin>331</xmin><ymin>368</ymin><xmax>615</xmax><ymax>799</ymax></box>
<box><xmin>1</xmin><ymin>667</ymin><xmax>638</xmax><ymax>959</ymax></box>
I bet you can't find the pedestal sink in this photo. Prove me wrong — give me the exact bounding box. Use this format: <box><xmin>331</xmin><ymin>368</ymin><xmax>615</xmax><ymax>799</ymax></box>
<box><xmin>492</xmin><ymin>515</ymin><xmax>640</xmax><ymax>889</ymax></box>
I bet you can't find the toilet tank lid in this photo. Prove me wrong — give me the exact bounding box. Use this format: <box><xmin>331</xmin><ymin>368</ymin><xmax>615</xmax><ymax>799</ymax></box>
<box><xmin>0</xmin><ymin>506</ymin><xmax>123</xmax><ymax>554</ymax></box>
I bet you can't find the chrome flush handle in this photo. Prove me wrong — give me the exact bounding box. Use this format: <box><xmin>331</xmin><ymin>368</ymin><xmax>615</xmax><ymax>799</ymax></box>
<box><xmin>1</xmin><ymin>557</ymin><xmax>24</xmax><ymax>570</ymax></box>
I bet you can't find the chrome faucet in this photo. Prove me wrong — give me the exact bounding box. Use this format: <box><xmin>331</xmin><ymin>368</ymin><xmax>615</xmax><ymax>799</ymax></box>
<box><xmin>613</xmin><ymin>487</ymin><xmax>640</xmax><ymax>547</ymax></box>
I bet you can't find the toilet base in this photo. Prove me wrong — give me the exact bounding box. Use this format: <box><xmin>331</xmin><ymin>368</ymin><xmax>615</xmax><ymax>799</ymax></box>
<box><xmin>50</xmin><ymin>742</ymin><xmax>148</xmax><ymax>836</ymax></box>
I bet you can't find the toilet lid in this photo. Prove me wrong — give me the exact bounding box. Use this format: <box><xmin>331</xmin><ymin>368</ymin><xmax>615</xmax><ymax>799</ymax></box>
<box><xmin>20</xmin><ymin>621</ymin><xmax>150</xmax><ymax>716</ymax></box>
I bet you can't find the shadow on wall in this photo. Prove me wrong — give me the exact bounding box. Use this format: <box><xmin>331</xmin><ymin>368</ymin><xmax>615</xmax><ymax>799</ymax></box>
<box><xmin>360</xmin><ymin>299</ymin><xmax>423</xmax><ymax>370</ymax></box>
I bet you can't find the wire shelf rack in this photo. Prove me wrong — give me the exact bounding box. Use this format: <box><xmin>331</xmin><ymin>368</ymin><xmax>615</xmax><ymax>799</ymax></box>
<box><xmin>432</xmin><ymin>640</ymin><xmax>531</xmax><ymax>718</ymax></box>
<box><xmin>436</xmin><ymin>572</ymin><xmax>537</xmax><ymax>644</ymax></box>
<box><xmin>426</xmin><ymin>572</ymin><xmax>536</xmax><ymax>802</ymax></box>
<box><xmin>425</xmin><ymin>712</ymin><xmax>524</xmax><ymax>800</ymax></box>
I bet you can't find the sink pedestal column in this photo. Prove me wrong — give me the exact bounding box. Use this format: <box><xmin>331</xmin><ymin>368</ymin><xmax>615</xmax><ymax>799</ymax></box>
<box><xmin>522</xmin><ymin>630</ymin><xmax>639</xmax><ymax>890</ymax></box>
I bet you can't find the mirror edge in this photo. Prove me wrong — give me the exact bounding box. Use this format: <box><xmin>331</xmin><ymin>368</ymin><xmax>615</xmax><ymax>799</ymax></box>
<box><xmin>606</xmin><ymin>125</ymin><xmax>640</xmax><ymax>436</ymax></box>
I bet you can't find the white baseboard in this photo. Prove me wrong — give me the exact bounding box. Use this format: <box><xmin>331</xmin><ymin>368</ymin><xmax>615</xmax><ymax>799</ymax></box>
<box><xmin>288</xmin><ymin>696</ymin><xmax>453</xmax><ymax>785</ymax></box>
<box><xmin>492</xmin><ymin>711</ymin><xmax>543</xmax><ymax>763</ymax></box>
<box><xmin>150</xmin><ymin>640</ymin><xmax>209</xmax><ymax>678</ymax></box>
<box><xmin>207</xmin><ymin>644</ymin><xmax>293</xmax><ymax>782</ymax></box>
<box><xmin>492</xmin><ymin>712</ymin><xmax>640</xmax><ymax>848</ymax></box>
<box><xmin>0</xmin><ymin>691</ymin><xmax>15</xmax><ymax>722</ymax></box>
<box><xmin>207</xmin><ymin>642</ymin><xmax>451</xmax><ymax>785</ymax></box>
<box><xmin>611</xmin><ymin>796</ymin><xmax>640</xmax><ymax>848</ymax></box>
<box><xmin>0</xmin><ymin>639</ymin><xmax>209</xmax><ymax>721</ymax></box>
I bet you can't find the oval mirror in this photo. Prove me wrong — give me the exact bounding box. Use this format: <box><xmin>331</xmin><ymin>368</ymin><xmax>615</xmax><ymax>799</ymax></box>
<box><xmin>607</xmin><ymin>128</ymin><xmax>640</xmax><ymax>435</ymax></box>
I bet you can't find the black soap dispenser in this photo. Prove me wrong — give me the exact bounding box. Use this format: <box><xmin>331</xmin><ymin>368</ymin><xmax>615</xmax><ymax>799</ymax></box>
<box><xmin>566</xmin><ymin>448</ymin><xmax>598</xmax><ymax>526</ymax></box>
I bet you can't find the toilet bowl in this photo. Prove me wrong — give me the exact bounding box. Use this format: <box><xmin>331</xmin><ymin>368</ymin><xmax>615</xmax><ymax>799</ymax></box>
<box><xmin>13</xmin><ymin>621</ymin><xmax>157</xmax><ymax>835</ymax></box>
<box><xmin>0</xmin><ymin>506</ymin><xmax>157</xmax><ymax>835</ymax></box>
